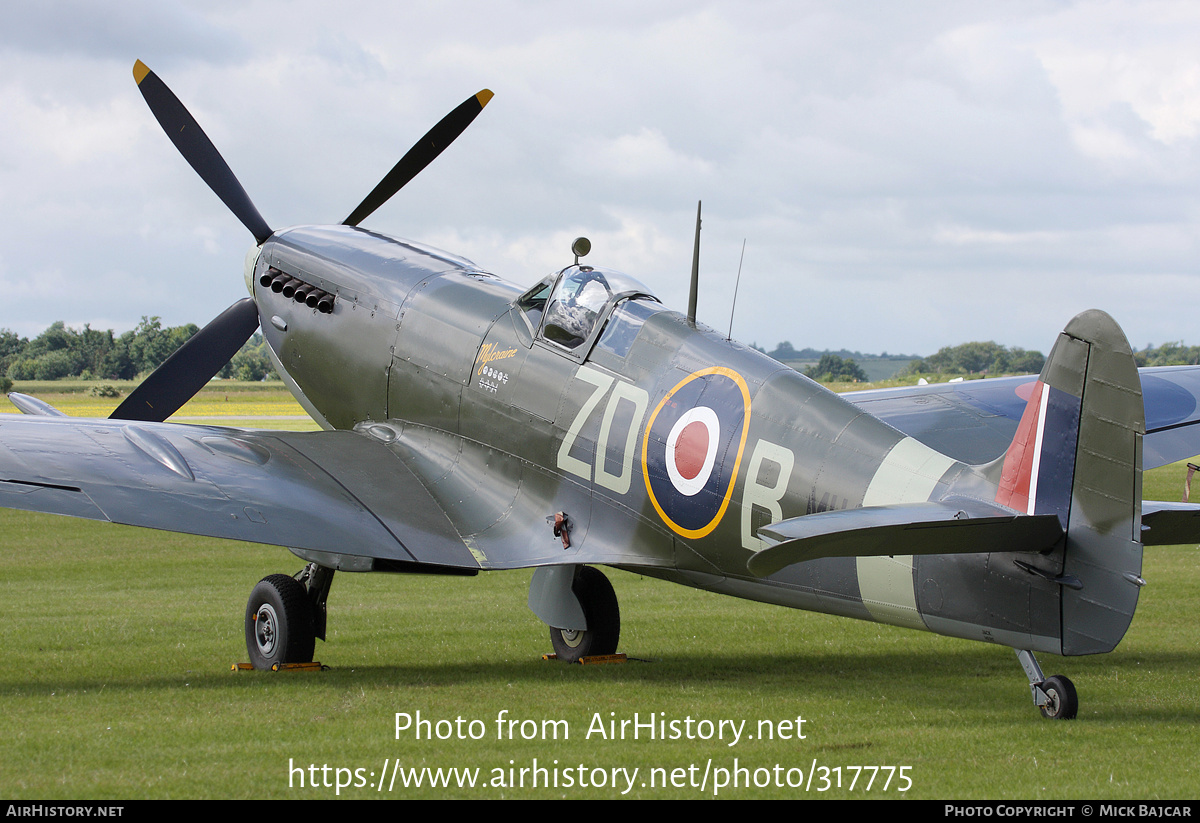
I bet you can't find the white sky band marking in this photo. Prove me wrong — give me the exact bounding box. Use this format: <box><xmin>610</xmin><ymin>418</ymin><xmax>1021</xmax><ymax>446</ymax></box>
<box><xmin>856</xmin><ymin>436</ymin><xmax>958</xmax><ymax>630</ymax></box>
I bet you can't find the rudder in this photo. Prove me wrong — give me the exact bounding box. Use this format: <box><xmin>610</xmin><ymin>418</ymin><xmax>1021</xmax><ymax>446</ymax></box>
<box><xmin>994</xmin><ymin>309</ymin><xmax>1145</xmax><ymax>655</ymax></box>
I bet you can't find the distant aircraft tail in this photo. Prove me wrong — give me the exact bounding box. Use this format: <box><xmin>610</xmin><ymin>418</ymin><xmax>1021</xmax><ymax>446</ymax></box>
<box><xmin>992</xmin><ymin>309</ymin><xmax>1145</xmax><ymax>655</ymax></box>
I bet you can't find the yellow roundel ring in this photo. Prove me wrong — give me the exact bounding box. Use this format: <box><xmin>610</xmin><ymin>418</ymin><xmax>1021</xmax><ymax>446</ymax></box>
<box><xmin>641</xmin><ymin>366</ymin><xmax>751</xmax><ymax>539</ymax></box>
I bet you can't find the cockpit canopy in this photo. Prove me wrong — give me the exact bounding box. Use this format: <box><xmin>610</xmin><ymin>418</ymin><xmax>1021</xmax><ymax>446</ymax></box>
<box><xmin>516</xmin><ymin>265</ymin><xmax>659</xmax><ymax>353</ymax></box>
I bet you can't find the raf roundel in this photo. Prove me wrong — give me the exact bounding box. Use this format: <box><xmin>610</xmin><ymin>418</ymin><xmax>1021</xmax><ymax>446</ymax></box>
<box><xmin>642</xmin><ymin>367</ymin><xmax>752</xmax><ymax>538</ymax></box>
<box><xmin>665</xmin><ymin>406</ymin><xmax>721</xmax><ymax>496</ymax></box>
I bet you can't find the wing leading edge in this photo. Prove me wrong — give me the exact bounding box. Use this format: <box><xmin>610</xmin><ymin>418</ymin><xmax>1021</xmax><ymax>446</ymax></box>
<box><xmin>0</xmin><ymin>414</ymin><xmax>476</xmax><ymax>572</ymax></box>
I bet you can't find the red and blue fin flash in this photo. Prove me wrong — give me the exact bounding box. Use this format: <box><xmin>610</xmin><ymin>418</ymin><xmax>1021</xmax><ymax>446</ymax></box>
<box><xmin>995</xmin><ymin>379</ymin><xmax>1081</xmax><ymax>527</ymax></box>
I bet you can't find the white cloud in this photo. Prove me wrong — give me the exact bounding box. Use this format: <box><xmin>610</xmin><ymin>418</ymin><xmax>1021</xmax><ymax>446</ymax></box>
<box><xmin>570</xmin><ymin>127</ymin><xmax>714</xmax><ymax>181</ymax></box>
<box><xmin>1030</xmin><ymin>2</ymin><xmax>1200</xmax><ymax>153</ymax></box>
<box><xmin>2</xmin><ymin>1</ymin><xmax>1200</xmax><ymax>355</ymax></box>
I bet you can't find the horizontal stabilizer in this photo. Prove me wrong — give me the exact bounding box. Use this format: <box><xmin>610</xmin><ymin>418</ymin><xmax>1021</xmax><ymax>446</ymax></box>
<box><xmin>1140</xmin><ymin>501</ymin><xmax>1200</xmax><ymax>546</ymax></box>
<box><xmin>748</xmin><ymin>499</ymin><xmax>1063</xmax><ymax>577</ymax></box>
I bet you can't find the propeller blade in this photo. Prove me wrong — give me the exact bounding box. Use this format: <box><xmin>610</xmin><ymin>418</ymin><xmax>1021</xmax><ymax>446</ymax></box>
<box><xmin>133</xmin><ymin>60</ymin><xmax>273</xmax><ymax>245</ymax></box>
<box><xmin>343</xmin><ymin>89</ymin><xmax>493</xmax><ymax>227</ymax></box>
<box><xmin>110</xmin><ymin>298</ymin><xmax>261</xmax><ymax>423</ymax></box>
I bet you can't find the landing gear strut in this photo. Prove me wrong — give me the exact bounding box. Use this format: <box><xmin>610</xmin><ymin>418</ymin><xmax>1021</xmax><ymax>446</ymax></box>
<box><xmin>1016</xmin><ymin>649</ymin><xmax>1078</xmax><ymax>720</ymax></box>
<box><xmin>244</xmin><ymin>563</ymin><xmax>335</xmax><ymax>670</ymax></box>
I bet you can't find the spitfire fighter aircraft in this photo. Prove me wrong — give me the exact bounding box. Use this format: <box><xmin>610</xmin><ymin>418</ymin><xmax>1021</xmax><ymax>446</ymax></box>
<box><xmin>4</xmin><ymin>62</ymin><xmax>1200</xmax><ymax>721</ymax></box>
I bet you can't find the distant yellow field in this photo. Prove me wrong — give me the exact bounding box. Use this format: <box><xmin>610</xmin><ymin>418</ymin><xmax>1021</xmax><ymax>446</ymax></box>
<box><xmin>5</xmin><ymin>384</ymin><xmax>321</xmax><ymax>431</ymax></box>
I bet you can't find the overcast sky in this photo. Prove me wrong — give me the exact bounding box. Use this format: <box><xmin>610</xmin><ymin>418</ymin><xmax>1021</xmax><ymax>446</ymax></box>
<box><xmin>3</xmin><ymin>1</ymin><xmax>1200</xmax><ymax>356</ymax></box>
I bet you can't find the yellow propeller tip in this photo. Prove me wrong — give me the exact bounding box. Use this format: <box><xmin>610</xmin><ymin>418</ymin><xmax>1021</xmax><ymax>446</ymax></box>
<box><xmin>476</xmin><ymin>89</ymin><xmax>494</xmax><ymax>107</ymax></box>
<box><xmin>133</xmin><ymin>60</ymin><xmax>151</xmax><ymax>85</ymax></box>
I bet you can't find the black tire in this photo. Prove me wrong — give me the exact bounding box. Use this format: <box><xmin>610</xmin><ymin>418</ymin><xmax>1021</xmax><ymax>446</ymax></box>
<box><xmin>245</xmin><ymin>574</ymin><xmax>316</xmax><ymax>670</ymax></box>
<box><xmin>1039</xmin><ymin>675</ymin><xmax>1078</xmax><ymax>720</ymax></box>
<box><xmin>550</xmin><ymin>566</ymin><xmax>620</xmax><ymax>662</ymax></box>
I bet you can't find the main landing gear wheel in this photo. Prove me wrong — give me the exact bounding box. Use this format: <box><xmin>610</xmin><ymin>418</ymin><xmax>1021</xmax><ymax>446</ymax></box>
<box><xmin>1038</xmin><ymin>675</ymin><xmax>1078</xmax><ymax>720</ymax></box>
<box><xmin>550</xmin><ymin>566</ymin><xmax>620</xmax><ymax>663</ymax></box>
<box><xmin>245</xmin><ymin>574</ymin><xmax>316</xmax><ymax>670</ymax></box>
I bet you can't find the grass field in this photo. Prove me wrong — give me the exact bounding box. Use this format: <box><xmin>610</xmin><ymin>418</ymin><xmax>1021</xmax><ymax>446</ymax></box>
<box><xmin>0</xmin><ymin>386</ymin><xmax>1197</xmax><ymax>799</ymax></box>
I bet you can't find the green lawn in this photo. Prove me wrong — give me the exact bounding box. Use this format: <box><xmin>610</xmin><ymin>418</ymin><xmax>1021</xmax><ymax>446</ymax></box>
<box><xmin>0</xmin><ymin>489</ymin><xmax>1196</xmax><ymax>799</ymax></box>
<box><xmin>1</xmin><ymin>385</ymin><xmax>1197</xmax><ymax>799</ymax></box>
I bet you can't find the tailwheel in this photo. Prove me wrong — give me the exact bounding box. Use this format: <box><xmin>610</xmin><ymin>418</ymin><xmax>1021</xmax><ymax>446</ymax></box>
<box><xmin>1016</xmin><ymin>649</ymin><xmax>1079</xmax><ymax>720</ymax></box>
<box><xmin>1037</xmin><ymin>675</ymin><xmax>1078</xmax><ymax>720</ymax></box>
<box><xmin>550</xmin><ymin>566</ymin><xmax>620</xmax><ymax>663</ymax></box>
<box><xmin>245</xmin><ymin>574</ymin><xmax>316</xmax><ymax>670</ymax></box>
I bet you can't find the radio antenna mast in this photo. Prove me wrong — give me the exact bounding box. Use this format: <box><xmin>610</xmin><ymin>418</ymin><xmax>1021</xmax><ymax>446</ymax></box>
<box><xmin>727</xmin><ymin>239</ymin><xmax>746</xmax><ymax>340</ymax></box>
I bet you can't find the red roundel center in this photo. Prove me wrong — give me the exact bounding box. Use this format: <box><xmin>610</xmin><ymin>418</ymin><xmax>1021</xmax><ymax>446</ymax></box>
<box><xmin>674</xmin><ymin>420</ymin><xmax>710</xmax><ymax>480</ymax></box>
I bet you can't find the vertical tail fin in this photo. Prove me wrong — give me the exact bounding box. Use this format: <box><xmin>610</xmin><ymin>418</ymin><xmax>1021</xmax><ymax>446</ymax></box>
<box><xmin>995</xmin><ymin>309</ymin><xmax>1145</xmax><ymax>655</ymax></box>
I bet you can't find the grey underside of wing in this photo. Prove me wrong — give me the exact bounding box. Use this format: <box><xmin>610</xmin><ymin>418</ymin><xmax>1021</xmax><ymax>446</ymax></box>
<box><xmin>0</xmin><ymin>415</ymin><xmax>477</xmax><ymax>569</ymax></box>
<box><xmin>846</xmin><ymin>366</ymin><xmax>1200</xmax><ymax>470</ymax></box>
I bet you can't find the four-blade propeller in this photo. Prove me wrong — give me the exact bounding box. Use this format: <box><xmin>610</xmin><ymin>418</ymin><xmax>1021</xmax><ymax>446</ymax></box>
<box><xmin>111</xmin><ymin>60</ymin><xmax>491</xmax><ymax>423</ymax></box>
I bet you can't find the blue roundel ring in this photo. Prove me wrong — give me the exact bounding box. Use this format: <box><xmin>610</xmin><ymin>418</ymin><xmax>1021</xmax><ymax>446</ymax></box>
<box><xmin>641</xmin><ymin>367</ymin><xmax>751</xmax><ymax>538</ymax></box>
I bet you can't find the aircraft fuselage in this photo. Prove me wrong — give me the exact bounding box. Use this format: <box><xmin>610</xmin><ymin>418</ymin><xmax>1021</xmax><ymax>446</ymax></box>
<box><xmin>252</xmin><ymin>225</ymin><xmax>1070</xmax><ymax>656</ymax></box>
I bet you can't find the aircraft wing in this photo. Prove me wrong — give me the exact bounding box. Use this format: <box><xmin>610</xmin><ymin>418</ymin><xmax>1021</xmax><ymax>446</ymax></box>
<box><xmin>845</xmin><ymin>365</ymin><xmax>1200</xmax><ymax>470</ymax></box>
<box><xmin>0</xmin><ymin>414</ymin><xmax>479</xmax><ymax>571</ymax></box>
<box><xmin>0</xmin><ymin>413</ymin><xmax>676</xmax><ymax>573</ymax></box>
<box><xmin>1139</xmin><ymin>501</ymin><xmax>1200</xmax><ymax>546</ymax></box>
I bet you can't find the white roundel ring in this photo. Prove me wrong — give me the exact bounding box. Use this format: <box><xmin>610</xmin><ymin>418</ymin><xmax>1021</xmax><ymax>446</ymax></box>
<box><xmin>665</xmin><ymin>406</ymin><xmax>720</xmax><ymax>496</ymax></box>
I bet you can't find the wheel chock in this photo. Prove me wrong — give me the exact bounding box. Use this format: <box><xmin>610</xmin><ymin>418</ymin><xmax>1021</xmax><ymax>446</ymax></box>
<box><xmin>542</xmin><ymin>652</ymin><xmax>627</xmax><ymax>665</ymax></box>
<box><xmin>581</xmin><ymin>653</ymin><xmax>627</xmax><ymax>665</ymax></box>
<box><xmin>273</xmin><ymin>661</ymin><xmax>325</xmax><ymax>672</ymax></box>
<box><xmin>231</xmin><ymin>661</ymin><xmax>326</xmax><ymax>672</ymax></box>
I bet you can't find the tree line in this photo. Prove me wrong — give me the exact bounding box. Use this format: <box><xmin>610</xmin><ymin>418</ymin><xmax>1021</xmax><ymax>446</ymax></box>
<box><xmin>752</xmin><ymin>341</ymin><xmax>919</xmax><ymax>362</ymax></box>
<box><xmin>0</xmin><ymin>318</ymin><xmax>276</xmax><ymax>390</ymax></box>
<box><xmin>900</xmin><ymin>339</ymin><xmax>1200</xmax><ymax>378</ymax></box>
<box><xmin>803</xmin><ymin>353</ymin><xmax>868</xmax><ymax>383</ymax></box>
<box><xmin>1135</xmin><ymin>342</ymin><xmax>1200</xmax><ymax>367</ymax></box>
<box><xmin>902</xmin><ymin>341</ymin><xmax>1046</xmax><ymax>376</ymax></box>
<box><xmin>3</xmin><ymin>319</ymin><xmax>1198</xmax><ymax>394</ymax></box>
